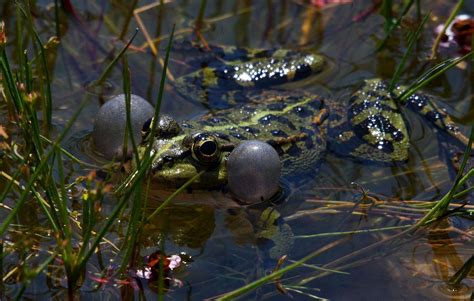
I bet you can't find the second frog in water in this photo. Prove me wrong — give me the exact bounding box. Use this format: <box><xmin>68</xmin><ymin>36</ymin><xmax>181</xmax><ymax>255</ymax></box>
<box><xmin>139</xmin><ymin>43</ymin><xmax>469</xmax><ymax>197</ymax></box>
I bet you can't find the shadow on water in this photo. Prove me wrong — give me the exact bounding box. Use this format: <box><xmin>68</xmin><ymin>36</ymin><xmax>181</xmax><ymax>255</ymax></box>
<box><xmin>0</xmin><ymin>0</ymin><xmax>473</xmax><ymax>299</ymax></box>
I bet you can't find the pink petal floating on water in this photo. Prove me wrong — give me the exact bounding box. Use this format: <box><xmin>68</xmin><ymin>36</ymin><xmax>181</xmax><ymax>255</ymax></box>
<box><xmin>311</xmin><ymin>0</ymin><xmax>353</xmax><ymax>9</ymax></box>
<box><xmin>168</xmin><ymin>255</ymin><xmax>182</xmax><ymax>270</ymax></box>
<box><xmin>436</xmin><ymin>14</ymin><xmax>473</xmax><ymax>54</ymax></box>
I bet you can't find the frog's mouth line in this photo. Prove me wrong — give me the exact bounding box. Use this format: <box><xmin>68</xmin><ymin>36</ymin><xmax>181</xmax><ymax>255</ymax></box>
<box><xmin>151</xmin><ymin>150</ymin><xmax>191</xmax><ymax>173</ymax></box>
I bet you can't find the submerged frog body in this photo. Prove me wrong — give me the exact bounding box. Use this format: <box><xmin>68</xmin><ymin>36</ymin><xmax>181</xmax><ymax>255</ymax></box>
<box><xmin>139</xmin><ymin>43</ymin><xmax>468</xmax><ymax>191</ymax></box>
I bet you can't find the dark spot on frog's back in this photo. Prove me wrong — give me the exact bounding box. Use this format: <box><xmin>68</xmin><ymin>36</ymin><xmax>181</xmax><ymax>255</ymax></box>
<box><xmin>308</xmin><ymin>98</ymin><xmax>324</xmax><ymax>110</ymax></box>
<box><xmin>241</xmin><ymin>126</ymin><xmax>260</xmax><ymax>134</ymax></box>
<box><xmin>253</xmin><ymin>49</ymin><xmax>275</xmax><ymax>58</ymax></box>
<box><xmin>300</xmin><ymin>128</ymin><xmax>315</xmax><ymax>148</ymax></box>
<box><xmin>406</xmin><ymin>93</ymin><xmax>428</xmax><ymax>112</ymax></box>
<box><xmin>376</xmin><ymin>140</ymin><xmax>394</xmax><ymax>153</ymax></box>
<box><xmin>258</xmin><ymin>114</ymin><xmax>296</xmax><ymax>130</ymax></box>
<box><xmin>271</xmin><ymin>129</ymin><xmax>288</xmax><ymax>137</ymax></box>
<box><xmin>230</xmin><ymin>91</ymin><xmax>250</xmax><ymax>104</ymax></box>
<box><xmin>286</xmin><ymin>143</ymin><xmax>302</xmax><ymax>156</ymax></box>
<box><xmin>292</xmin><ymin>106</ymin><xmax>313</xmax><ymax>117</ymax></box>
<box><xmin>349</xmin><ymin>95</ymin><xmax>358</xmax><ymax>104</ymax></box>
<box><xmin>293</xmin><ymin>64</ymin><xmax>315</xmax><ymax>81</ymax></box>
<box><xmin>349</xmin><ymin>100</ymin><xmax>396</xmax><ymax>117</ymax></box>
<box><xmin>354</xmin><ymin>115</ymin><xmax>404</xmax><ymax>149</ymax></box>
<box><xmin>214</xmin><ymin>132</ymin><xmax>231</xmax><ymax>141</ymax></box>
<box><xmin>202</xmin><ymin>116</ymin><xmax>230</xmax><ymax>125</ymax></box>
<box><xmin>230</xmin><ymin>131</ymin><xmax>247</xmax><ymax>140</ymax></box>
<box><xmin>212</xmin><ymin>69</ymin><xmax>243</xmax><ymax>90</ymax></box>
<box><xmin>391</xmin><ymin>130</ymin><xmax>404</xmax><ymax>141</ymax></box>
<box><xmin>375</xmin><ymin>80</ymin><xmax>389</xmax><ymax>91</ymax></box>
<box><xmin>267</xmin><ymin>140</ymin><xmax>285</xmax><ymax>156</ymax></box>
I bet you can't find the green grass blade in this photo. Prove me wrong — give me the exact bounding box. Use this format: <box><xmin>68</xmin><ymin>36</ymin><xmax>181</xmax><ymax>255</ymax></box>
<box><xmin>15</xmin><ymin>5</ymin><xmax>24</xmax><ymax>83</ymax></box>
<box><xmin>294</xmin><ymin>224</ymin><xmax>412</xmax><ymax>239</ymax></box>
<box><xmin>448</xmin><ymin>255</ymin><xmax>474</xmax><ymax>288</ymax></box>
<box><xmin>72</xmin><ymin>155</ymin><xmax>157</xmax><ymax>281</ymax></box>
<box><xmin>54</xmin><ymin>0</ymin><xmax>60</xmax><ymax>38</ymax></box>
<box><xmin>122</xmin><ymin>54</ymin><xmax>140</xmax><ymax>166</ymax></box>
<box><xmin>141</xmin><ymin>24</ymin><xmax>175</xmax><ymax>164</ymax></box>
<box><xmin>377</xmin><ymin>0</ymin><xmax>415</xmax><ymax>51</ymax></box>
<box><xmin>118</xmin><ymin>0</ymin><xmax>139</xmax><ymax>40</ymax></box>
<box><xmin>0</xmin><ymin>96</ymin><xmax>88</xmax><ymax>237</ymax></box>
<box><xmin>17</xmin><ymin>3</ymin><xmax>53</xmax><ymax>133</ymax></box>
<box><xmin>389</xmin><ymin>12</ymin><xmax>430</xmax><ymax>91</ymax></box>
<box><xmin>215</xmin><ymin>238</ymin><xmax>347</xmax><ymax>300</ymax></box>
<box><xmin>380</xmin><ymin>0</ymin><xmax>393</xmax><ymax>33</ymax></box>
<box><xmin>23</xmin><ymin>50</ymin><xmax>32</xmax><ymax>92</ymax></box>
<box><xmin>14</xmin><ymin>252</ymin><xmax>57</xmax><ymax>301</ymax></box>
<box><xmin>416</xmin><ymin>126</ymin><xmax>474</xmax><ymax>226</ymax></box>
<box><xmin>398</xmin><ymin>51</ymin><xmax>473</xmax><ymax>103</ymax></box>
<box><xmin>115</xmin><ymin>24</ymin><xmax>175</xmax><ymax>195</ymax></box>
<box><xmin>0</xmin><ymin>49</ymin><xmax>25</xmax><ymax>115</ymax></box>
<box><xmin>146</xmin><ymin>170</ymin><xmax>205</xmax><ymax>222</ymax></box>
<box><xmin>92</xmin><ymin>28</ymin><xmax>139</xmax><ymax>87</ymax></box>
<box><xmin>54</xmin><ymin>146</ymin><xmax>73</xmax><ymax>263</ymax></box>
<box><xmin>39</xmin><ymin>135</ymin><xmax>101</xmax><ymax>168</ymax></box>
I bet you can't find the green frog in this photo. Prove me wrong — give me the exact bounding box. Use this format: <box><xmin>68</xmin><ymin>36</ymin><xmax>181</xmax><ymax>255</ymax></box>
<box><xmin>138</xmin><ymin>43</ymin><xmax>469</xmax><ymax>192</ymax></box>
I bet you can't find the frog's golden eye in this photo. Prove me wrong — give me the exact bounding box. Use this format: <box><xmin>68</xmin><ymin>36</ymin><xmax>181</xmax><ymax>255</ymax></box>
<box><xmin>191</xmin><ymin>134</ymin><xmax>221</xmax><ymax>165</ymax></box>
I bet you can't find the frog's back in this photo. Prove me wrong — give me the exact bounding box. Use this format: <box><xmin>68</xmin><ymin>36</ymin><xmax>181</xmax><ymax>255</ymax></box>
<box><xmin>184</xmin><ymin>90</ymin><xmax>330</xmax><ymax>176</ymax></box>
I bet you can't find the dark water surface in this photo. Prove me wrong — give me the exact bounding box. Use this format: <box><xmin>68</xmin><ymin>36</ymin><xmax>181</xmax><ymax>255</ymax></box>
<box><xmin>1</xmin><ymin>0</ymin><xmax>473</xmax><ymax>300</ymax></box>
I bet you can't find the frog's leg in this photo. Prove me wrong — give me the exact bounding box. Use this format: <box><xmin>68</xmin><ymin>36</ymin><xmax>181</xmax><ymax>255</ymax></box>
<box><xmin>255</xmin><ymin>207</ymin><xmax>294</xmax><ymax>261</ymax></box>
<box><xmin>393</xmin><ymin>82</ymin><xmax>471</xmax><ymax>147</ymax></box>
<box><xmin>328</xmin><ymin>79</ymin><xmax>470</xmax><ymax>163</ymax></box>
<box><xmin>174</xmin><ymin>40</ymin><xmax>319</xmax><ymax>66</ymax></box>
<box><xmin>328</xmin><ymin>79</ymin><xmax>411</xmax><ymax>162</ymax></box>
<box><xmin>173</xmin><ymin>41</ymin><xmax>259</xmax><ymax>69</ymax></box>
<box><xmin>174</xmin><ymin>48</ymin><xmax>325</xmax><ymax>108</ymax></box>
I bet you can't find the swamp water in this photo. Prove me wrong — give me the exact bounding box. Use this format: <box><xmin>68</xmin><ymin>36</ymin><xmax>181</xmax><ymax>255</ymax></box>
<box><xmin>0</xmin><ymin>0</ymin><xmax>473</xmax><ymax>300</ymax></box>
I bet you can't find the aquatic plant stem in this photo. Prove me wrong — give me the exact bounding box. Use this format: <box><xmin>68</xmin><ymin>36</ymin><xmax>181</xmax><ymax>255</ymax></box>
<box><xmin>0</xmin><ymin>97</ymin><xmax>87</xmax><ymax>237</ymax></box>
<box><xmin>54</xmin><ymin>0</ymin><xmax>60</xmax><ymax>38</ymax></box>
<box><xmin>142</xmin><ymin>24</ymin><xmax>175</xmax><ymax>161</ymax></box>
<box><xmin>214</xmin><ymin>238</ymin><xmax>348</xmax><ymax>300</ymax></box>
<box><xmin>18</xmin><ymin>3</ymin><xmax>53</xmax><ymax>133</ymax></box>
<box><xmin>14</xmin><ymin>252</ymin><xmax>57</xmax><ymax>300</ymax></box>
<box><xmin>377</xmin><ymin>0</ymin><xmax>415</xmax><ymax>51</ymax></box>
<box><xmin>430</xmin><ymin>0</ymin><xmax>465</xmax><ymax>59</ymax></box>
<box><xmin>92</xmin><ymin>28</ymin><xmax>138</xmax><ymax>87</ymax></box>
<box><xmin>448</xmin><ymin>255</ymin><xmax>474</xmax><ymax>288</ymax></box>
<box><xmin>389</xmin><ymin>12</ymin><xmax>430</xmax><ymax>91</ymax></box>
<box><xmin>146</xmin><ymin>170</ymin><xmax>206</xmax><ymax>222</ymax></box>
<box><xmin>416</xmin><ymin>126</ymin><xmax>473</xmax><ymax>226</ymax></box>
<box><xmin>123</xmin><ymin>54</ymin><xmax>140</xmax><ymax>166</ymax></box>
<box><xmin>119</xmin><ymin>0</ymin><xmax>139</xmax><ymax>40</ymax></box>
<box><xmin>398</xmin><ymin>51</ymin><xmax>473</xmax><ymax>103</ymax></box>
<box><xmin>293</xmin><ymin>224</ymin><xmax>412</xmax><ymax>239</ymax></box>
<box><xmin>74</xmin><ymin>33</ymin><xmax>176</xmax><ymax>280</ymax></box>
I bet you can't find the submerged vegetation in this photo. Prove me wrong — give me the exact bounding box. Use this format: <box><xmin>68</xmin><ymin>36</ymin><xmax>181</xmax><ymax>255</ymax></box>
<box><xmin>0</xmin><ymin>0</ymin><xmax>473</xmax><ymax>299</ymax></box>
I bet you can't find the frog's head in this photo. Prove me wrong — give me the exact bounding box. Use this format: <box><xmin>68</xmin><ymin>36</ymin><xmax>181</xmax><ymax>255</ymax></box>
<box><xmin>138</xmin><ymin>115</ymin><xmax>232</xmax><ymax>188</ymax></box>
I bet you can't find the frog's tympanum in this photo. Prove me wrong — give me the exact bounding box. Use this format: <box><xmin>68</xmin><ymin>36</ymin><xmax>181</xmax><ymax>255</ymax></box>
<box><xmin>138</xmin><ymin>43</ymin><xmax>469</xmax><ymax>194</ymax></box>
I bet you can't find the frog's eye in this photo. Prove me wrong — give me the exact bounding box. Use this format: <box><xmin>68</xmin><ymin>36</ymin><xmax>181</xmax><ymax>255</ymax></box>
<box><xmin>191</xmin><ymin>134</ymin><xmax>221</xmax><ymax>165</ymax></box>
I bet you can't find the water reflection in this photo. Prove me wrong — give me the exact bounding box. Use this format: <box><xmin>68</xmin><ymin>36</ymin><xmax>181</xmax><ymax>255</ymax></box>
<box><xmin>0</xmin><ymin>0</ymin><xmax>473</xmax><ymax>299</ymax></box>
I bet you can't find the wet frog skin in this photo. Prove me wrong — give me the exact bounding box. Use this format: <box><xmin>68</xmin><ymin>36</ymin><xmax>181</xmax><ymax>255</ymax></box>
<box><xmin>140</xmin><ymin>89</ymin><xmax>328</xmax><ymax>188</ymax></box>
<box><xmin>139</xmin><ymin>43</ymin><xmax>468</xmax><ymax>189</ymax></box>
